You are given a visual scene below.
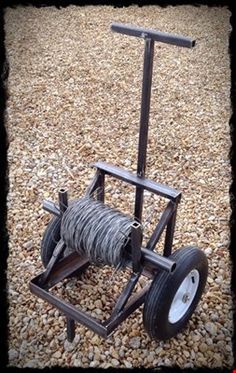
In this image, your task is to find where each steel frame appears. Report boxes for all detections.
[30,22,195,342]
[30,165,179,341]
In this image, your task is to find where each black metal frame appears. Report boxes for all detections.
[30,22,195,341]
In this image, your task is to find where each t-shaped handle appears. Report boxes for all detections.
[111,22,195,222]
[111,22,195,48]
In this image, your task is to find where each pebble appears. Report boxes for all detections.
[111,358,120,367]
[119,349,125,358]
[192,334,201,342]
[16,224,23,230]
[199,343,208,353]
[206,338,213,346]
[23,240,33,249]
[23,359,38,368]
[129,337,141,349]
[215,276,223,284]
[89,360,100,367]
[74,335,81,344]
[124,360,133,368]
[205,247,212,255]
[53,351,62,359]
[205,322,218,336]
[183,350,190,358]
[73,359,82,367]
[8,349,19,360]
[58,332,66,341]
[164,358,172,366]
[64,340,74,352]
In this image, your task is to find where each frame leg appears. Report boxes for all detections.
[66,317,75,342]
[85,169,105,202]
[164,207,177,257]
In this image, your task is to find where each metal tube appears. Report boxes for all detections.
[164,207,178,257]
[111,23,195,48]
[134,38,154,221]
[104,285,150,337]
[141,247,176,272]
[111,272,141,317]
[42,200,61,217]
[93,161,181,201]
[146,201,175,251]
[59,188,68,213]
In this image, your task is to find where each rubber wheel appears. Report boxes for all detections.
[41,216,62,268]
[41,216,89,278]
[143,246,208,341]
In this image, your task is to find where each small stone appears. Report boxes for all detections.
[124,159,131,167]
[16,224,23,230]
[215,276,223,284]
[147,354,155,363]
[23,359,38,368]
[210,313,218,321]
[205,322,217,336]
[207,277,214,284]
[124,360,133,368]
[58,332,66,341]
[129,336,141,349]
[90,360,99,367]
[206,338,213,346]
[8,349,19,360]
[111,350,119,360]
[74,359,81,367]
[74,334,81,344]
[183,350,190,358]
[64,340,74,352]
[23,240,33,249]
[192,334,201,342]
[94,299,102,309]
[91,335,100,345]
[19,341,28,355]
[199,343,208,353]
[225,344,232,352]
[53,351,61,359]
[216,334,225,341]
[114,337,121,347]
[111,358,120,367]
[205,247,212,255]
[131,350,139,359]
[164,358,172,366]
[119,349,125,358]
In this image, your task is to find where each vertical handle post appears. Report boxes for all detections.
[134,37,155,221]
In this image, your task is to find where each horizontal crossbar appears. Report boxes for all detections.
[92,161,181,202]
[111,22,195,48]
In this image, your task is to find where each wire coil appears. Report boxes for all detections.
[61,197,136,267]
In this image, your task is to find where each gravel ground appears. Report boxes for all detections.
[5,4,233,369]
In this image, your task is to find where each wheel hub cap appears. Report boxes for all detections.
[168,269,200,324]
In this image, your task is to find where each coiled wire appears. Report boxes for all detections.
[60,197,136,267]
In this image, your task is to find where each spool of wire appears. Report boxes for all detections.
[61,197,137,267]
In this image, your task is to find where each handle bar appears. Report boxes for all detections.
[111,22,195,48]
